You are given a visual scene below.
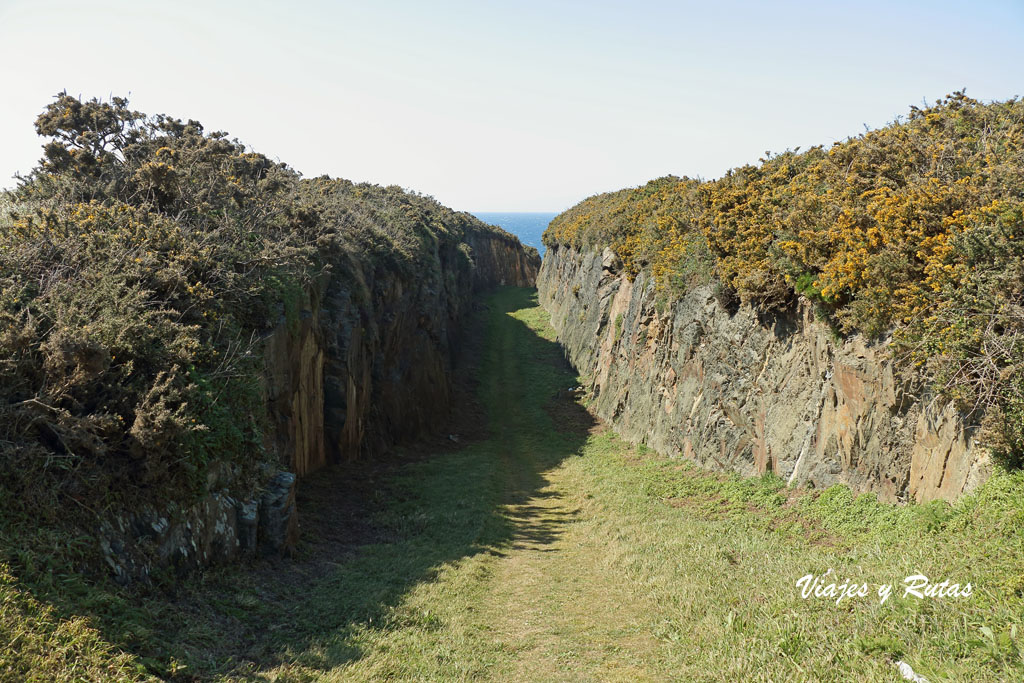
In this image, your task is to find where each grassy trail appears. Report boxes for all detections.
[4,287,1024,681]
[471,283,661,680]
[246,287,1024,682]
[294,287,667,681]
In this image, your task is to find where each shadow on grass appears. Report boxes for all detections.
[7,286,596,679]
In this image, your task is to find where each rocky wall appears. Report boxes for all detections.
[102,227,539,581]
[537,245,990,503]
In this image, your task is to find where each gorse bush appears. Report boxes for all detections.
[544,91,1024,465]
[1,97,297,519]
[0,93,514,525]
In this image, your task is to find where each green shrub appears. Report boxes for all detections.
[0,93,522,542]
[544,92,1024,467]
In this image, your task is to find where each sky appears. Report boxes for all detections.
[1,0,1023,212]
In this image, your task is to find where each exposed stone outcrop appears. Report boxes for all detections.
[276,227,539,471]
[538,245,990,503]
[99,471,297,584]
[262,281,327,476]
[465,226,542,289]
[258,472,299,555]
[101,225,538,581]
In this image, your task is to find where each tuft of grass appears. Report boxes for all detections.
[0,564,150,682]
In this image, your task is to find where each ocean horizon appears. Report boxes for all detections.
[472,211,557,257]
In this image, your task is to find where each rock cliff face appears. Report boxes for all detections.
[269,225,540,475]
[538,245,990,503]
[102,226,538,580]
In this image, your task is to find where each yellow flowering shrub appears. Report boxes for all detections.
[544,92,1024,462]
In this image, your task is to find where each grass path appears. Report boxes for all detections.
[465,283,662,680]
[287,287,669,682]
[247,287,1024,682]
[4,287,1024,681]
[468,450,663,682]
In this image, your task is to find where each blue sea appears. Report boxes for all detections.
[472,212,557,258]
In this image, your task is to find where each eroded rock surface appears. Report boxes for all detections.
[102,227,539,581]
[538,245,990,503]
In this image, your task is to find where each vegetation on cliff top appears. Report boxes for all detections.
[0,93,525,533]
[543,92,1024,466]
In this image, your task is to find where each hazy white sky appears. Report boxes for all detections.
[1,0,1022,211]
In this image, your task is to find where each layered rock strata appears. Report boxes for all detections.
[538,245,990,503]
[102,225,539,580]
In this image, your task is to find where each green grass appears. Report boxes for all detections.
[0,564,151,682]
[2,286,1024,681]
